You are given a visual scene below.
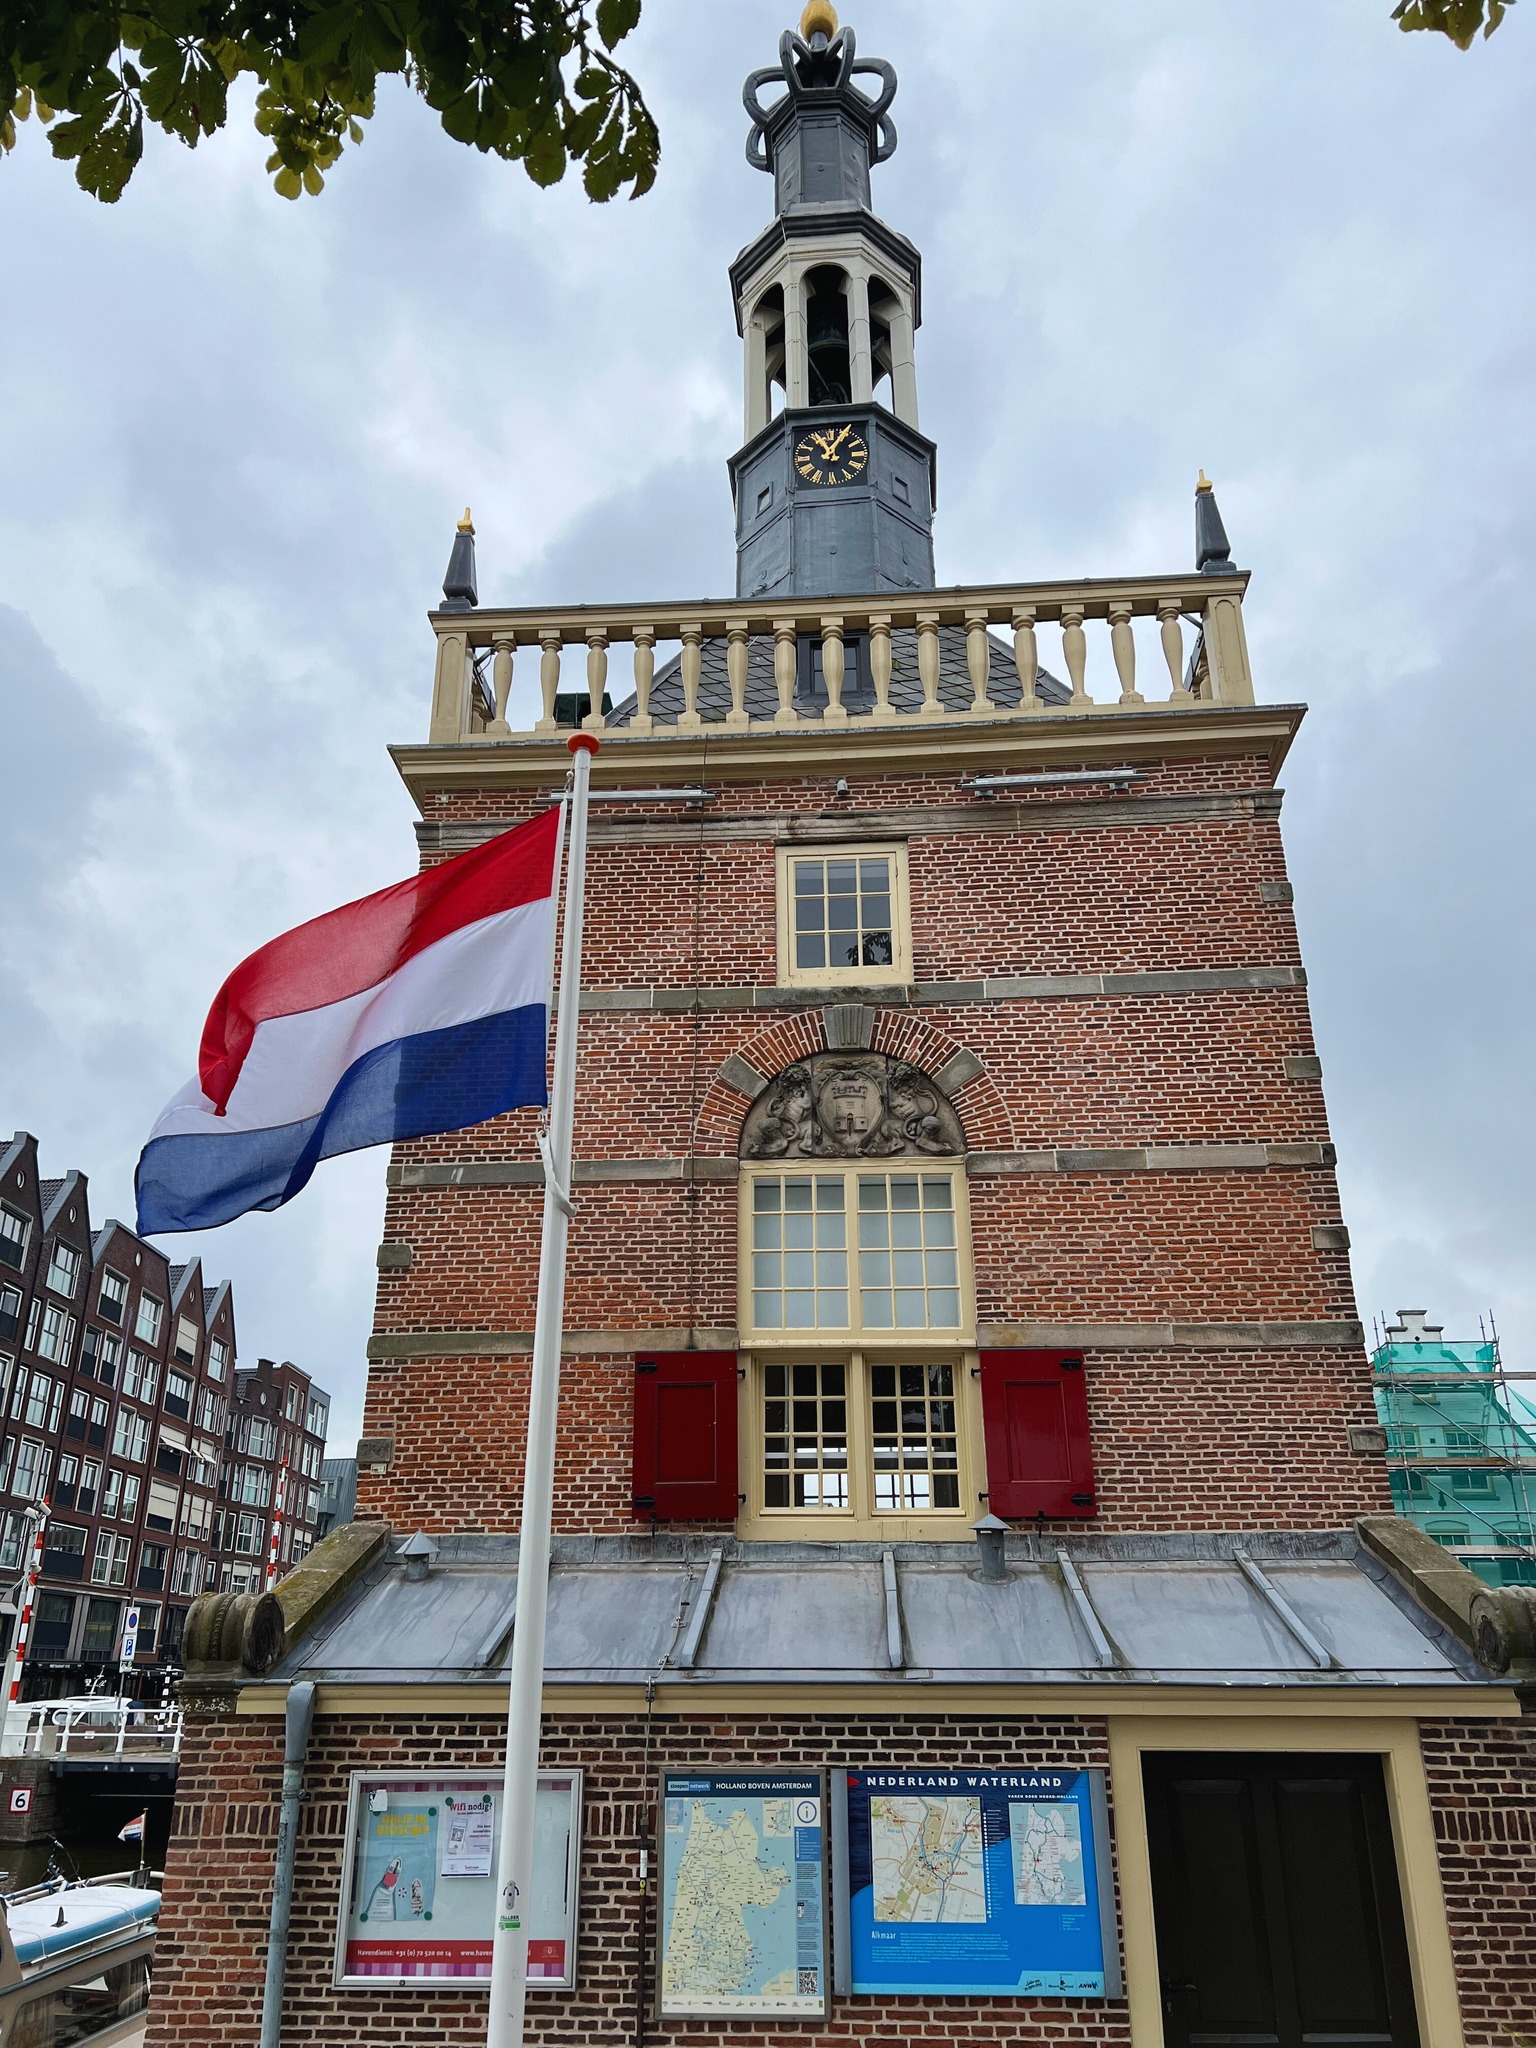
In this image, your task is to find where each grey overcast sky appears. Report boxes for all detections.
[2,2,1532,1447]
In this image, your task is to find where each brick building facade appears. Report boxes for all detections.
[151,12,1534,2048]
[0,1132,330,1691]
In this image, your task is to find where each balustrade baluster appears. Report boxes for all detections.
[583,627,609,732]
[773,618,798,726]
[916,612,942,718]
[679,622,703,731]
[964,608,994,713]
[537,630,562,734]
[489,634,514,735]
[1159,599,1187,699]
[821,616,847,722]
[1012,606,1040,714]
[631,625,656,732]
[726,619,750,727]
[1061,605,1091,709]
[1108,602,1143,706]
[869,614,894,720]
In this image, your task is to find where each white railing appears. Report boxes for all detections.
[424,572,1255,744]
[0,1698,182,1761]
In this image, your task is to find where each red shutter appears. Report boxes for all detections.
[632,1352,739,1521]
[978,1349,1097,1519]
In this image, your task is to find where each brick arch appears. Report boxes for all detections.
[694,1009,1015,1157]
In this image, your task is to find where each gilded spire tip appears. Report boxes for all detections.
[1196,471,1213,494]
[800,1,839,40]
[457,507,475,533]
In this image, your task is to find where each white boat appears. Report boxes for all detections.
[0,1871,159,2045]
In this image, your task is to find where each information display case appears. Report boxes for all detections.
[332,1769,582,1990]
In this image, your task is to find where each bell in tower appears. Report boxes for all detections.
[729,5,938,602]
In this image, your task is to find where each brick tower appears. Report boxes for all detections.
[151,11,1535,2048]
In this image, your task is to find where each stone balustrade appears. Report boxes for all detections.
[426,572,1254,745]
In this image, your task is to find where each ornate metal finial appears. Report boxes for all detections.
[1196,471,1213,493]
[743,9,897,193]
[1195,473,1236,575]
[440,510,478,613]
[457,506,475,533]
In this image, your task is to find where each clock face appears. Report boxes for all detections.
[794,424,869,486]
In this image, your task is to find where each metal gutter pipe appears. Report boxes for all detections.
[259,1680,317,2048]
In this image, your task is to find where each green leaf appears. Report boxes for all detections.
[595,0,642,49]
[273,163,301,197]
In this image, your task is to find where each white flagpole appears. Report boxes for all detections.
[486,732,598,2048]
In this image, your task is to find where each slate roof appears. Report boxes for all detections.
[603,623,1069,726]
[267,1530,1493,1694]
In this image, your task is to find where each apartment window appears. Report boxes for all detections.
[0,1284,20,1344]
[89,1396,108,1446]
[138,1543,168,1591]
[7,1372,22,1421]
[98,1270,127,1325]
[43,1523,87,1578]
[24,1373,61,1432]
[24,1299,39,1352]
[284,1384,301,1422]
[45,1242,80,1298]
[0,1206,27,1271]
[244,1417,277,1460]
[112,1411,149,1464]
[179,1492,212,1542]
[90,1534,131,1587]
[133,1295,163,1346]
[145,1480,180,1533]
[79,1460,101,1515]
[172,1547,202,1596]
[744,1170,967,1339]
[189,1439,218,1488]
[207,1336,229,1382]
[102,1468,123,1519]
[233,1464,271,1508]
[66,1387,90,1440]
[11,1437,50,1502]
[306,1395,328,1439]
[57,1451,79,1498]
[0,1511,29,1571]
[776,844,910,987]
[35,1303,74,1365]
[81,1325,121,1385]
[121,1473,141,1521]
[33,1592,76,1661]
[137,1604,160,1656]
[173,1315,199,1365]
[123,1351,157,1403]
[155,1428,186,1476]
[234,1512,263,1556]
[164,1370,192,1420]
[81,1596,121,1659]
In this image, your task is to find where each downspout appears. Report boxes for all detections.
[259,1680,317,2048]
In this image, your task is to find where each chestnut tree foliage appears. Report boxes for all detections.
[0,0,1513,208]
[0,0,656,202]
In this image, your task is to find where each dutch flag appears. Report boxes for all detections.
[118,1812,146,1844]
[135,809,561,1234]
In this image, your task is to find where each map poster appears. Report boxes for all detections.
[332,1770,582,1991]
[658,1771,829,2020]
[837,1769,1119,1999]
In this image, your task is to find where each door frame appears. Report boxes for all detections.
[1107,1717,1463,2048]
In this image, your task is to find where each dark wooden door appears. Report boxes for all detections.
[1142,1753,1419,2048]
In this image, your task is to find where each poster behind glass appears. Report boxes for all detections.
[333,1770,581,1989]
[658,1772,829,2020]
[836,1768,1119,1998]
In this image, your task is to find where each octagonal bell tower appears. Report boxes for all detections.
[730,4,937,602]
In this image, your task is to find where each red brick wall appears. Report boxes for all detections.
[359,749,1387,1538]
[1420,1715,1536,2048]
[148,1705,1535,2048]
[148,1704,1126,2048]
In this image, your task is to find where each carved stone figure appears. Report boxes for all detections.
[740,1052,965,1160]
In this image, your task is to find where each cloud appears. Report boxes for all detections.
[2,0,1534,1448]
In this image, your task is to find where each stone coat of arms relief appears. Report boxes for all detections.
[739,1053,965,1160]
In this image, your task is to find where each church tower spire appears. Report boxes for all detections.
[730,5,936,602]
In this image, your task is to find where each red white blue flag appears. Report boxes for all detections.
[135,809,561,1234]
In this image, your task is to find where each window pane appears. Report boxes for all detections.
[870,1360,959,1511]
[856,1174,962,1330]
[763,1360,849,1510]
[789,854,898,977]
[751,1177,849,1331]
